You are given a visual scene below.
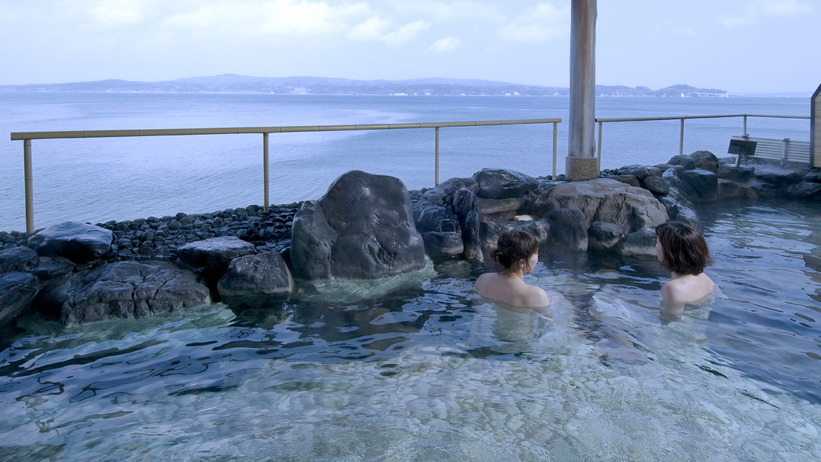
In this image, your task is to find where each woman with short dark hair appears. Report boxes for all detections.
[655,221,715,303]
[474,229,550,309]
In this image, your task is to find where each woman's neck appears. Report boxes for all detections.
[501,267,524,280]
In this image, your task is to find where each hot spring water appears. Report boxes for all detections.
[1,200,820,460]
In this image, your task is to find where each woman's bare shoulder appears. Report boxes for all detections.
[525,285,551,308]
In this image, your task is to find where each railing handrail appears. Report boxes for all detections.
[595,113,809,123]
[12,117,562,236]
[10,118,561,141]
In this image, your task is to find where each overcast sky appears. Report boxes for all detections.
[0,0,816,93]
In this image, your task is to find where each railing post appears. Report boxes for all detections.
[553,122,558,179]
[782,138,790,163]
[597,121,603,171]
[679,118,685,156]
[263,133,269,214]
[743,115,748,137]
[435,127,440,186]
[24,139,34,236]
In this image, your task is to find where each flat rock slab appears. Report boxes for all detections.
[55,261,209,326]
[177,236,256,268]
[27,222,113,264]
[473,169,538,199]
[0,272,41,328]
[0,246,40,273]
[753,165,804,186]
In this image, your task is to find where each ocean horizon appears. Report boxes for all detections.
[1,92,811,233]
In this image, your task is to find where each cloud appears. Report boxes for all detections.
[348,18,430,45]
[718,0,812,27]
[392,0,505,22]
[165,0,372,37]
[425,37,460,53]
[497,2,569,42]
[89,0,153,26]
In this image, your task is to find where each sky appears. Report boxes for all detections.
[0,0,817,93]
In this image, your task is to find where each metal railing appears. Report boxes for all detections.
[594,113,811,170]
[11,118,561,236]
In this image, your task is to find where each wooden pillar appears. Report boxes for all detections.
[566,0,598,180]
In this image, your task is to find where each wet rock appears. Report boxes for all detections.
[177,236,256,268]
[588,222,624,252]
[804,170,821,183]
[418,232,464,259]
[753,165,803,187]
[448,188,482,261]
[30,257,75,281]
[625,166,661,181]
[607,175,640,188]
[418,177,478,206]
[718,179,759,199]
[0,272,41,329]
[717,165,754,182]
[617,228,658,257]
[480,220,550,248]
[689,150,719,173]
[27,222,113,264]
[217,251,294,302]
[531,178,668,234]
[641,176,670,196]
[414,205,464,259]
[473,169,539,199]
[668,155,695,170]
[547,208,587,252]
[54,261,209,326]
[679,169,718,203]
[291,170,426,280]
[0,246,40,273]
[787,181,821,200]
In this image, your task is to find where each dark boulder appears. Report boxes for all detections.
[291,170,427,280]
[588,222,624,252]
[717,165,754,182]
[607,174,641,188]
[448,188,482,261]
[787,181,821,200]
[689,151,718,173]
[641,176,670,196]
[53,261,209,326]
[661,168,683,190]
[625,166,661,181]
[668,155,695,170]
[0,246,40,273]
[617,228,658,257]
[718,179,759,199]
[0,272,41,329]
[804,170,821,184]
[414,204,464,259]
[27,222,113,264]
[30,257,75,281]
[547,208,588,252]
[217,252,294,302]
[473,169,539,199]
[679,169,718,203]
[531,178,668,234]
[418,177,478,206]
[753,165,803,187]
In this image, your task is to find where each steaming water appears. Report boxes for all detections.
[1,200,820,460]
[0,92,810,232]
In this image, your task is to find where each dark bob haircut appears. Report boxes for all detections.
[490,229,539,270]
[655,221,712,275]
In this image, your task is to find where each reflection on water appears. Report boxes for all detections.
[1,200,821,460]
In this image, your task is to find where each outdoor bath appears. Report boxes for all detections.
[1,198,820,461]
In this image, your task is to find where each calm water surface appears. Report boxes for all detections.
[1,200,819,460]
[0,93,810,232]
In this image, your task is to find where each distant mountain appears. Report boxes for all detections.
[0,74,727,97]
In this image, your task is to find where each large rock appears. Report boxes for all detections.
[27,222,113,264]
[473,169,539,199]
[418,177,478,206]
[449,188,482,261]
[617,228,658,257]
[689,151,718,173]
[641,176,670,196]
[679,169,718,203]
[787,181,821,200]
[414,204,464,259]
[176,236,256,268]
[30,257,75,281]
[588,222,624,252]
[547,208,588,252]
[753,165,803,187]
[291,170,427,280]
[50,261,209,326]
[0,272,41,328]
[0,246,40,273]
[217,252,294,301]
[531,178,669,233]
[608,174,640,188]
[718,179,759,199]
[668,155,695,170]
[480,220,550,248]
[717,165,754,182]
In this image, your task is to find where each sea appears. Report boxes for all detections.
[0,92,811,232]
